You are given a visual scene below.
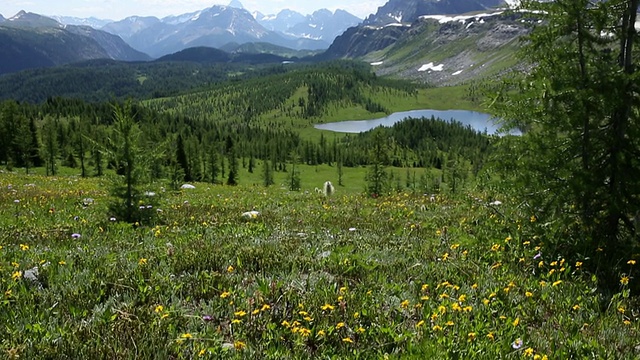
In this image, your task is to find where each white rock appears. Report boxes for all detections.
[180,184,196,189]
[242,211,260,220]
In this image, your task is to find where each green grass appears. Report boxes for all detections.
[1,170,638,359]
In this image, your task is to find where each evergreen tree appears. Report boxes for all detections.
[42,116,58,176]
[491,0,640,285]
[226,146,238,186]
[288,150,301,191]
[365,132,389,196]
[263,160,274,187]
[105,102,156,224]
[176,134,191,182]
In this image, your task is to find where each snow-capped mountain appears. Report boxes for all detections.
[50,16,113,28]
[6,10,62,27]
[257,8,361,42]
[363,0,508,26]
[101,5,327,58]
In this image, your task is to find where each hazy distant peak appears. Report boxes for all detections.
[228,0,244,9]
[7,10,63,28]
[0,14,5,22]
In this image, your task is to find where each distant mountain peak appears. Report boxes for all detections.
[6,10,63,28]
[228,0,244,9]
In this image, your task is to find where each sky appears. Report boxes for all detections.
[0,0,388,21]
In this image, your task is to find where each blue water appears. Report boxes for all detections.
[314,109,507,135]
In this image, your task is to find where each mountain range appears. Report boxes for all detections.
[99,3,359,58]
[0,11,149,75]
[0,0,528,85]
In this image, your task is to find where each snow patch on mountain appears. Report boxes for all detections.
[420,12,504,24]
[418,62,444,72]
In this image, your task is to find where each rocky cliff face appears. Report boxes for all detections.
[363,0,508,26]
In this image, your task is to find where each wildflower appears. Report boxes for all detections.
[336,322,345,329]
[299,328,312,337]
[282,320,291,328]
[110,217,117,221]
[234,310,247,317]
[317,330,326,337]
[357,327,365,333]
[472,283,478,289]
[533,252,542,260]
[512,317,520,327]
[432,325,442,331]
[421,284,429,292]
[58,261,66,265]
[628,260,637,265]
[261,304,271,312]
[202,315,213,321]
[234,340,246,350]
[416,320,425,328]
[445,321,454,326]
[231,319,241,324]
[155,305,164,313]
[252,309,260,315]
[620,276,630,285]
[576,261,583,267]
[353,312,360,319]
[71,233,81,239]
[572,304,580,311]
[468,332,476,341]
[525,291,533,297]
[552,280,562,287]
[624,320,632,325]
[339,286,348,293]
[12,271,22,281]
[463,306,473,312]
[198,349,206,357]
[458,294,467,302]
[530,215,537,223]
[321,304,335,311]
[618,307,625,314]
[138,258,147,265]
[181,333,193,339]
[450,243,460,250]
[401,300,410,308]
[342,337,354,343]
[524,348,534,356]
[512,338,523,349]
[438,305,447,314]
[539,281,547,287]
[491,243,501,251]
[227,265,234,273]
[220,291,231,298]
[161,313,169,319]
[20,244,29,251]
[487,332,495,341]
[483,298,490,305]
[505,236,512,242]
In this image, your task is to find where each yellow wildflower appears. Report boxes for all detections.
[138,258,147,265]
[321,303,335,311]
[620,276,630,285]
[12,271,22,281]
[628,260,637,265]
[181,333,193,339]
[401,300,410,308]
[552,280,563,287]
[154,305,164,313]
[336,322,345,329]
[416,320,425,328]
[342,337,353,343]
[524,347,534,356]
[234,340,246,350]
[220,291,231,298]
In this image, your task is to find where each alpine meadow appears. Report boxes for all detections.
[1,0,640,359]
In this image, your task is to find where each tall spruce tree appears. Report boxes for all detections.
[491,0,640,285]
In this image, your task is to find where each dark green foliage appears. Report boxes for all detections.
[491,0,640,289]
[105,102,158,224]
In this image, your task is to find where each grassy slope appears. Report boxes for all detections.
[1,171,638,359]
